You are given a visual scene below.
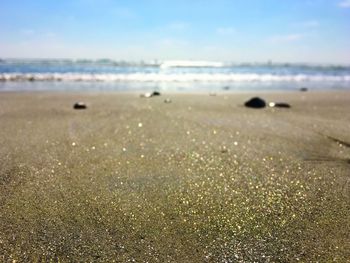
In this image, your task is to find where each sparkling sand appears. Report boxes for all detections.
[0,91,349,262]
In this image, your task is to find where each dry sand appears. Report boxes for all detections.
[0,91,349,262]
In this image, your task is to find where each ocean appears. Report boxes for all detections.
[0,59,349,92]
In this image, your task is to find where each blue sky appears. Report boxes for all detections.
[1,0,350,63]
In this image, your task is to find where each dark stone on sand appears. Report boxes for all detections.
[73,102,87,110]
[220,146,228,153]
[244,97,266,108]
[140,91,161,98]
[152,91,161,96]
[274,102,291,108]
[269,102,291,108]
[164,98,172,103]
[300,87,308,92]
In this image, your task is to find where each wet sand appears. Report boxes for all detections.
[0,91,349,262]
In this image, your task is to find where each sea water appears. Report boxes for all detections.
[0,59,349,92]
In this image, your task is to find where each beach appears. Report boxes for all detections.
[0,91,349,262]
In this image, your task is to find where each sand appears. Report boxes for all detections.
[0,91,349,262]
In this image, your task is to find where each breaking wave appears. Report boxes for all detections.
[1,73,350,83]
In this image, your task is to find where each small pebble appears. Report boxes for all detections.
[140,91,161,98]
[221,146,228,153]
[269,102,291,108]
[73,102,87,110]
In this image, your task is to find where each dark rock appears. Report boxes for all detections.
[269,102,291,108]
[244,97,266,108]
[300,87,308,92]
[140,91,161,98]
[275,103,291,108]
[152,91,161,96]
[223,86,230,90]
[220,146,228,153]
[73,102,87,110]
[164,98,172,103]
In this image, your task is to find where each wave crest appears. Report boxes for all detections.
[1,73,350,83]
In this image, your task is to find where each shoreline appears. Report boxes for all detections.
[1,88,350,94]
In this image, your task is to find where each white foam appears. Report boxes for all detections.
[1,73,350,83]
[160,60,224,68]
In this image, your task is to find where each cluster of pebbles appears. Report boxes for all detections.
[73,93,292,111]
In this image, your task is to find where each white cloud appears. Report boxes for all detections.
[153,22,189,33]
[20,29,35,36]
[45,32,57,38]
[300,20,319,28]
[167,22,189,31]
[216,27,236,36]
[157,38,189,48]
[20,30,58,40]
[339,0,350,8]
[267,34,304,44]
[291,20,320,29]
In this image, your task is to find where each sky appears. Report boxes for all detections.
[0,0,350,64]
